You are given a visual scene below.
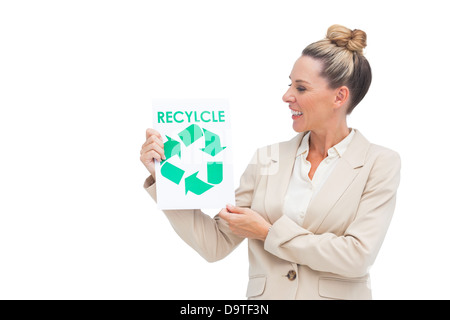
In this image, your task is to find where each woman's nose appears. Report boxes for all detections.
[282,88,294,103]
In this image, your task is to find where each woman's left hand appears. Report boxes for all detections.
[219,205,272,241]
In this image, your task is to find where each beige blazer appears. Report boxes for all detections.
[144,129,401,300]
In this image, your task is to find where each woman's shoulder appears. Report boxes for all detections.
[368,143,400,159]
[354,130,401,168]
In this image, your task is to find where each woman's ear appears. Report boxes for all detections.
[334,86,350,109]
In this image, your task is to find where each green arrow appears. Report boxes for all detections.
[185,171,214,195]
[178,124,203,147]
[201,128,226,156]
[162,135,181,163]
[161,161,185,185]
[207,162,223,184]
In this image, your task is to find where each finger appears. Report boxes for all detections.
[141,141,166,159]
[219,208,232,221]
[140,150,155,164]
[150,150,163,162]
[226,204,245,214]
[142,150,163,163]
[140,153,155,166]
[142,135,164,149]
[146,128,162,140]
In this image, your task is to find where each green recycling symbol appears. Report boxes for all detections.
[160,124,226,195]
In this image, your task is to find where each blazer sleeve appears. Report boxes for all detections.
[264,149,401,278]
[143,152,258,262]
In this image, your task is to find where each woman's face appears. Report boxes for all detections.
[283,55,342,133]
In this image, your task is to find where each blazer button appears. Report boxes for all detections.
[286,270,296,281]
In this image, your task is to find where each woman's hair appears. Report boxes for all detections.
[302,24,372,114]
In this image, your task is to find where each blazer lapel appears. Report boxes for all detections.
[303,130,370,233]
[264,133,305,224]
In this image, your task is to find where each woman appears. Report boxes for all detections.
[140,25,401,300]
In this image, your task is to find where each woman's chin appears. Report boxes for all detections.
[292,122,307,133]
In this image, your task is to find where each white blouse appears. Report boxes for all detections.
[282,129,355,226]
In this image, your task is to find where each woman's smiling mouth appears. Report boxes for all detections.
[290,108,303,119]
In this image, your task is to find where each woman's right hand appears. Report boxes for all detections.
[140,128,166,178]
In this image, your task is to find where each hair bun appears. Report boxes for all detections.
[326,24,367,55]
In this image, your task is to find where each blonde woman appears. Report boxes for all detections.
[141,25,401,300]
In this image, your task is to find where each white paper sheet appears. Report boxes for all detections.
[152,99,235,210]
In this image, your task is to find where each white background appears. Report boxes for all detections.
[0,0,449,300]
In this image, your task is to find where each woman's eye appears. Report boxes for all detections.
[288,84,305,92]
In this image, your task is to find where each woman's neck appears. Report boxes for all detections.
[309,122,350,159]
